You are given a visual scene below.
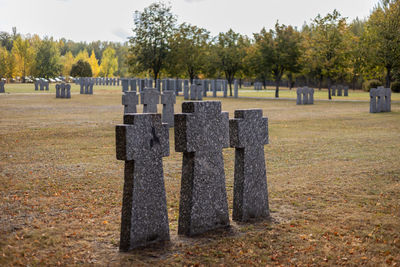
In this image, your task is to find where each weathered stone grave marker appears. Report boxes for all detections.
[141,88,160,113]
[122,91,139,114]
[116,113,170,251]
[161,90,176,128]
[229,109,269,222]
[175,101,230,236]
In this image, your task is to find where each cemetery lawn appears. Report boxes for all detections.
[1,88,399,266]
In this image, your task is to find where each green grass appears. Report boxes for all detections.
[0,86,399,265]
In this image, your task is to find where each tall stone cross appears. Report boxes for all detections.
[175,101,230,236]
[229,109,269,222]
[122,91,139,114]
[121,78,129,92]
[116,113,170,251]
[161,90,176,128]
[141,88,160,113]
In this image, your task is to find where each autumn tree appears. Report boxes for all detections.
[128,2,176,80]
[88,50,100,77]
[100,47,118,77]
[214,29,248,96]
[0,46,16,78]
[74,49,90,63]
[12,36,35,82]
[61,51,75,77]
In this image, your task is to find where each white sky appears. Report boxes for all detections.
[0,0,380,43]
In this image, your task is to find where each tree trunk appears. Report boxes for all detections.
[386,66,391,88]
[318,76,322,91]
[275,79,279,98]
[328,77,332,100]
[239,78,242,89]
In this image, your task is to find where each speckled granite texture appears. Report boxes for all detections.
[175,101,230,236]
[116,113,170,251]
[229,109,269,222]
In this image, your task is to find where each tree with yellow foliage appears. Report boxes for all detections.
[74,49,89,63]
[12,36,35,82]
[61,51,75,77]
[88,50,100,77]
[0,46,16,78]
[99,47,118,77]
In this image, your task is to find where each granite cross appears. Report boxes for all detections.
[229,109,269,222]
[174,101,230,236]
[116,113,170,251]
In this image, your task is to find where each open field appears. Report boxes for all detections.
[0,86,399,265]
[3,83,400,101]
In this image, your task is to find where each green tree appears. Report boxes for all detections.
[12,36,35,82]
[99,47,118,77]
[254,24,302,98]
[128,2,176,80]
[168,23,210,82]
[308,10,348,99]
[34,38,61,78]
[363,0,400,87]
[70,60,92,77]
[215,29,248,96]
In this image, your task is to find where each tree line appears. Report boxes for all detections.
[0,27,128,81]
[129,0,400,97]
[0,0,399,98]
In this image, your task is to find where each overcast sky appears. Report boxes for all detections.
[0,0,380,43]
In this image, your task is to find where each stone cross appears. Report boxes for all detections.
[141,88,160,113]
[190,84,197,100]
[296,88,302,105]
[302,87,309,104]
[60,83,66,98]
[130,79,137,92]
[161,90,176,128]
[370,88,377,113]
[223,80,228,97]
[234,80,238,98]
[337,85,343,96]
[212,80,217,97]
[66,84,71,98]
[122,91,139,114]
[56,84,60,98]
[229,109,269,222]
[121,78,129,92]
[184,83,189,100]
[309,87,314,104]
[196,84,203,100]
[331,85,336,96]
[116,113,170,251]
[344,86,349,97]
[174,101,230,236]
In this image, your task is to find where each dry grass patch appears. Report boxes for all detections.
[0,89,399,265]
